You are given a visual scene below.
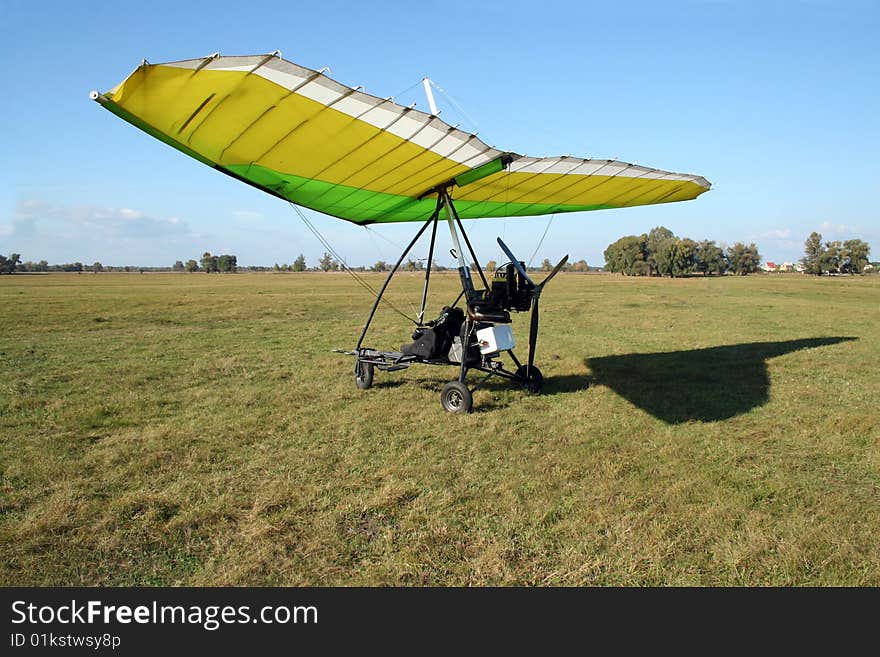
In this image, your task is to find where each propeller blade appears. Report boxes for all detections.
[538,254,569,289]
[528,296,539,372]
[496,237,536,287]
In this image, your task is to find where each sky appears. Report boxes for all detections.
[1,0,878,268]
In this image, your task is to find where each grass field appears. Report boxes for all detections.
[1,271,878,585]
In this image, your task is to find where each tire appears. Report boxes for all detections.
[515,364,543,394]
[355,360,374,390]
[440,380,473,414]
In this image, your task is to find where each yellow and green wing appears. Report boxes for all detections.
[93,53,710,224]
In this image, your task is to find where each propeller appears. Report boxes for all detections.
[496,238,568,375]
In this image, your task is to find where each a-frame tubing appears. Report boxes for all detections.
[356,190,487,352]
[447,196,490,291]
[355,195,442,350]
[417,211,440,325]
[439,193,479,385]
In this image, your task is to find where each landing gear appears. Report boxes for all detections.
[515,364,543,394]
[441,381,473,414]
[355,360,374,390]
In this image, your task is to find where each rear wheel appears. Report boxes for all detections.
[441,381,473,414]
[355,360,374,390]
[515,365,543,394]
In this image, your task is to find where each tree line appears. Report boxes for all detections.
[1,255,115,273]
[604,227,761,276]
[170,252,241,273]
[0,252,241,274]
[802,233,871,275]
[268,254,594,274]
[8,235,870,277]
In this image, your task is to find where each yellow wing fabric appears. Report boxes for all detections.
[95,53,710,224]
[452,156,709,218]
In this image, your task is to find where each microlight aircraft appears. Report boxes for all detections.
[92,52,710,413]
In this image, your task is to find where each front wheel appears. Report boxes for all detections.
[355,360,374,390]
[440,381,473,414]
[515,365,543,394]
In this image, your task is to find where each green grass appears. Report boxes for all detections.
[1,271,878,585]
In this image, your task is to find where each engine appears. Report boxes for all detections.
[486,262,533,312]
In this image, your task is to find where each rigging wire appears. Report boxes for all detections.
[365,224,436,267]
[363,224,409,254]
[288,202,419,324]
[527,213,555,269]
[391,78,427,106]
[364,225,386,263]
[428,79,481,135]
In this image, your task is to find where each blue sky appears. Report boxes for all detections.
[1,0,878,267]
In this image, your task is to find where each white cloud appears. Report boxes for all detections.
[761,228,791,239]
[819,220,859,236]
[14,200,191,240]
[6,200,202,266]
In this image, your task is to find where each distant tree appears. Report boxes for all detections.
[819,240,841,274]
[727,242,761,275]
[184,259,199,272]
[802,232,825,275]
[370,260,387,273]
[646,227,675,276]
[217,254,237,273]
[172,260,184,271]
[319,252,337,272]
[820,239,871,275]
[672,238,698,277]
[485,259,497,273]
[0,253,21,274]
[201,252,218,273]
[92,261,104,273]
[843,239,871,273]
[604,235,648,275]
[292,254,306,272]
[654,238,678,277]
[695,240,726,275]
[541,258,552,272]
[572,259,589,272]
[405,259,424,272]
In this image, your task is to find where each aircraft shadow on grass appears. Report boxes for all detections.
[575,337,857,424]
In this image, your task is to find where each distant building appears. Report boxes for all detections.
[779,262,795,272]
[761,261,778,272]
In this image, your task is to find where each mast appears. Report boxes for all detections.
[422,77,439,116]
